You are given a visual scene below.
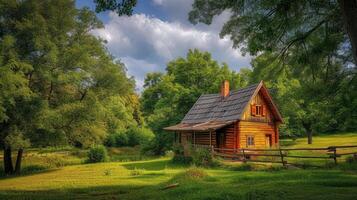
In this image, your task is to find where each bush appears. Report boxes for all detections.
[127,127,154,146]
[87,145,108,163]
[171,144,192,164]
[105,127,154,147]
[105,131,128,147]
[192,147,215,167]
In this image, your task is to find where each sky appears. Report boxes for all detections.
[76,0,252,91]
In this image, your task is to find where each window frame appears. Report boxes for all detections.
[255,105,262,116]
[246,135,255,147]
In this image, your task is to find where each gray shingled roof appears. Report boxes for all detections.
[181,83,259,124]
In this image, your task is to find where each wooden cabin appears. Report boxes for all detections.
[164,80,283,151]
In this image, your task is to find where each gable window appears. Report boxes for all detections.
[251,104,266,117]
[246,135,255,147]
[256,105,262,116]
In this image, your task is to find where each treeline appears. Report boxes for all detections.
[0,0,152,175]
[141,49,357,154]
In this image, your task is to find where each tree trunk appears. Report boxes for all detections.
[15,148,23,174]
[3,147,14,175]
[302,122,313,144]
[338,0,357,65]
[307,130,313,145]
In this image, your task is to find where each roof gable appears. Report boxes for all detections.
[181,81,283,124]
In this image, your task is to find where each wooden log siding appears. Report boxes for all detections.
[238,121,277,149]
[195,132,217,146]
[217,124,236,149]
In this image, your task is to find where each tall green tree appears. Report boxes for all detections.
[250,52,356,144]
[189,0,357,67]
[189,0,357,144]
[141,49,250,154]
[0,0,136,174]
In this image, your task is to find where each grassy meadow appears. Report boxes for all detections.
[0,133,357,200]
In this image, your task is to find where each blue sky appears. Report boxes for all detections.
[76,0,251,91]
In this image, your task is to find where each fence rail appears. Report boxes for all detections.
[194,145,357,166]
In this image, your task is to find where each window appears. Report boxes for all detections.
[246,135,255,147]
[256,105,262,116]
[251,104,266,117]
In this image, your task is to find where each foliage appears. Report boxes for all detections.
[94,0,137,16]
[191,147,216,167]
[86,145,108,163]
[172,166,208,182]
[141,49,250,154]
[105,127,154,147]
[105,131,129,147]
[171,144,193,165]
[189,0,357,143]
[126,127,154,146]
[0,0,140,174]
[189,0,355,65]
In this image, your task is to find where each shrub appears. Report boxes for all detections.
[105,131,128,147]
[87,145,108,163]
[127,127,154,146]
[192,147,215,167]
[171,144,192,164]
[105,127,154,147]
[172,166,208,182]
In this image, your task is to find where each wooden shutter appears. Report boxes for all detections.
[251,104,256,116]
[262,105,266,116]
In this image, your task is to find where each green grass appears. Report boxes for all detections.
[0,133,357,199]
[0,157,357,200]
[280,132,357,167]
[281,132,357,148]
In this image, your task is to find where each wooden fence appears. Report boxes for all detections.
[194,144,357,166]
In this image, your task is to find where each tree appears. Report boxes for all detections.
[189,0,357,67]
[141,49,250,154]
[189,0,357,144]
[249,52,356,144]
[0,0,136,174]
[94,0,137,16]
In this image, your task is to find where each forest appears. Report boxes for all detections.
[0,0,356,177]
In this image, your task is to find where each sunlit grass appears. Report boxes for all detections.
[0,157,357,199]
[280,132,357,148]
[0,133,357,199]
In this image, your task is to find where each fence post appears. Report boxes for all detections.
[332,147,337,165]
[279,148,285,166]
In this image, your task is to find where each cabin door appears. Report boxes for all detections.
[216,132,225,148]
[265,134,272,148]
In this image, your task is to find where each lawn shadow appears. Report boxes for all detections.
[0,168,60,181]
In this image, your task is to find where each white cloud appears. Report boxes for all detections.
[93,10,251,92]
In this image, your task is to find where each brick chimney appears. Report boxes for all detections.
[220,80,230,98]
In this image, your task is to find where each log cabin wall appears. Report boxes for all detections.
[179,131,217,146]
[194,132,217,146]
[238,121,277,148]
[216,124,236,149]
